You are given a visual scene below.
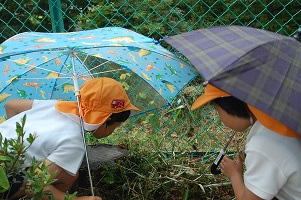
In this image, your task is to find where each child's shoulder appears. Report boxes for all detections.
[32,99,58,107]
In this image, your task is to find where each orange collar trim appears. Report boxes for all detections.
[248,105,301,138]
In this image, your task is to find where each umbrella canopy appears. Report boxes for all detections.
[0,27,198,120]
[164,25,301,135]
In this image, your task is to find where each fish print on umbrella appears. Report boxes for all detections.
[0,27,199,119]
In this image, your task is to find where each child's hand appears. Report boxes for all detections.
[220,153,243,180]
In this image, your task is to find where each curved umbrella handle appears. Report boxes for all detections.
[211,132,235,175]
[210,149,225,175]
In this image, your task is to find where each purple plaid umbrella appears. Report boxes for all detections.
[165,25,301,135]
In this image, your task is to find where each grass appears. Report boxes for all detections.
[74,78,247,199]
[75,112,246,199]
[73,151,236,200]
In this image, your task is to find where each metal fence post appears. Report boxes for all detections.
[48,0,65,32]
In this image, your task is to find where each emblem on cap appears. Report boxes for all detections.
[111,99,125,109]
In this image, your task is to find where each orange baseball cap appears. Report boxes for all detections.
[55,77,140,131]
[191,84,230,110]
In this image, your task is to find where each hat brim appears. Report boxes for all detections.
[191,84,231,110]
[191,94,221,110]
[56,101,140,125]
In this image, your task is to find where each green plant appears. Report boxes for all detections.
[0,115,77,199]
[74,150,234,200]
[0,115,37,198]
[23,158,58,199]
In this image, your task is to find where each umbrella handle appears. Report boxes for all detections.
[210,149,225,175]
[72,76,80,96]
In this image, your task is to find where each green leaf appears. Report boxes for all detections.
[120,73,127,80]
[26,133,37,144]
[65,191,77,200]
[121,82,130,90]
[139,93,147,99]
[103,175,115,184]
[0,166,9,192]
[21,114,27,127]
[0,155,12,162]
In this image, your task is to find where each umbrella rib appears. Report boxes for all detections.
[75,46,176,77]
[72,51,96,78]
[72,51,129,77]
[89,68,125,76]
[79,46,94,72]
[5,57,71,78]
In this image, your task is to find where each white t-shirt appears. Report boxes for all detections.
[0,100,85,176]
[244,121,301,200]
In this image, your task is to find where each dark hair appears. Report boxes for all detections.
[106,110,131,126]
[212,96,251,119]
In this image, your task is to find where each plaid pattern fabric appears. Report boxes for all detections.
[165,25,301,134]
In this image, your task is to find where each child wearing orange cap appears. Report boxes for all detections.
[191,84,301,200]
[0,77,140,200]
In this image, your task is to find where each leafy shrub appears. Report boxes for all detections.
[0,115,76,199]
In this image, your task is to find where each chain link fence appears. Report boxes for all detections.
[1,0,300,167]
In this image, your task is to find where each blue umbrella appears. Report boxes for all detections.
[0,27,199,195]
[0,27,198,120]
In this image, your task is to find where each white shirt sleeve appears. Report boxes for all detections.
[244,149,286,200]
[47,131,85,176]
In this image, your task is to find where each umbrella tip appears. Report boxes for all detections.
[202,81,209,87]
[293,28,301,41]
[153,38,164,44]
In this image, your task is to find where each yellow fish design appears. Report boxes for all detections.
[0,93,12,102]
[43,56,49,62]
[158,87,162,95]
[46,72,59,79]
[129,52,138,63]
[13,57,31,65]
[105,36,134,44]
[138,49,150,58]
[10,37,23,41]
[141,72,152,81]
[162,80,175,93]
[6,76,18,84]
[166,83,175,93]
[40,89,46,99]
[0,116,6,123]
[35,38,56,43]
[79,34,95,40]
[63,84,74,93]
[93,53,102,58]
